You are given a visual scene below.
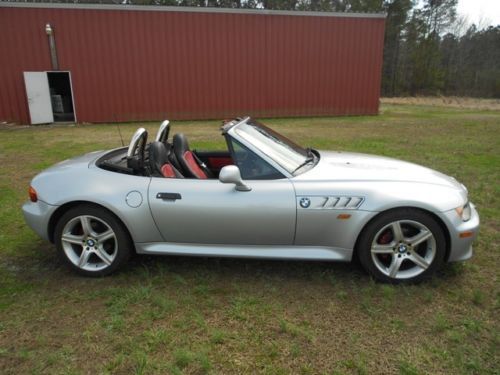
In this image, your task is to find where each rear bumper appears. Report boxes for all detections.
[440,203,480,262]
[22,200,58,241]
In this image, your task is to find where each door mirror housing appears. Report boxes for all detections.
[219,165,251,191]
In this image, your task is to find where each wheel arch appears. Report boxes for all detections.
[48,201,134,247]
[353,206,451,262]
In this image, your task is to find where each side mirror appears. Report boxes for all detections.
[219,165,251,192]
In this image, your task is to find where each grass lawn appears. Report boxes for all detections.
[0,104,498,374]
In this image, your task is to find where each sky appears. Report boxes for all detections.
[457,0,500,28]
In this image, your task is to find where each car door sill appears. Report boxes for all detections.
[135,242,352,261]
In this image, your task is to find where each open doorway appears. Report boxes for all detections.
[24,71,76,124]
[47,71,75,122]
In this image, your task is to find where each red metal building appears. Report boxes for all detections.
[0,3,385,124]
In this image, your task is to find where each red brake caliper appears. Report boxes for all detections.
[377,229,393,261]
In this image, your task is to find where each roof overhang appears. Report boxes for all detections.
[0,2,387,19]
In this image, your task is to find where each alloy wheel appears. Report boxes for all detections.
[370,220,436,280]
[60,215,118,272]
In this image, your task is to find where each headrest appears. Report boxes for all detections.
[173,133,189,157]
[149,141,170,176]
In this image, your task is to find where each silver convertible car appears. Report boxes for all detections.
[23,117,479,283]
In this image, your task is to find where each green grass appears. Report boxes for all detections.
[0,104,499,374]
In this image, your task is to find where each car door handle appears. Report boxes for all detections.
[156,192,182,201]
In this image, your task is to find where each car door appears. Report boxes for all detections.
[148,177,296,245]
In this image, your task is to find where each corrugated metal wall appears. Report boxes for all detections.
[0,4,385,124]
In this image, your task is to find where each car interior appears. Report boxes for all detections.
[97,119,235,179]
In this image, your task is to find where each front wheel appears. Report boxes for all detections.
[54,205,132,277]
[357,208,446,284]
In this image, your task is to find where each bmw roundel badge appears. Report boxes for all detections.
[299,197,311,208]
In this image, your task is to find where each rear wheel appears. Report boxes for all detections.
[54,205,132,277]
[357,208,446,283]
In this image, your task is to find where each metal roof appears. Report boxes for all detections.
[0,3,386,123]
[0,2,386,19]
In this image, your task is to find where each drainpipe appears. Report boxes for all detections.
[45,23,59,70]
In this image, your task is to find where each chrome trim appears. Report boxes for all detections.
[155,120,170,142]
[296,195,365,210]
[127,128,147,158]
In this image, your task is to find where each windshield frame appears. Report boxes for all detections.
[226,118,317,177]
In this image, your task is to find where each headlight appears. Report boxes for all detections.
[455,202,471,222]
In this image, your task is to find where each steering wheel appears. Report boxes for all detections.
[127,128,148,174]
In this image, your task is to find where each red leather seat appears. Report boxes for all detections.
[173,134,213,179]
[149,141,183,178]
[160,164,176,178]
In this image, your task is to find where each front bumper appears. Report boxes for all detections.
[22,200,59,242]
[440,203,480,262]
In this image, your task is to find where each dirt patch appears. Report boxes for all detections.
[381,96,500,111]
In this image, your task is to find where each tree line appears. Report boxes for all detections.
[8,0,500,97]
[381,0,499,98]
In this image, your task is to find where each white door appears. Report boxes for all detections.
[23,72,54,124]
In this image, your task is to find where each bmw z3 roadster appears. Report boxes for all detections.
[23,117,479,283]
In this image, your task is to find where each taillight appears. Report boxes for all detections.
[29,186,38,202]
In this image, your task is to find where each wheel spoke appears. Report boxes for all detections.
[78,249,91,268]
[388,256,403,278]
[408,230,432,247]
[80,216,95,237]
[408,252,430,270]
[372,244,394,254]
[62,233,84,245]
[95,246,113,266]
[97,229,115,243]
[391,221,404,242]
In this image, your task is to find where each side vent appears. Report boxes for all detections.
[298,196,365,210]
[331,196,364,209]
[346,197,363,208]
[336,197,351,208]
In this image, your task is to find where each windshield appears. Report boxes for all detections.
[232,120,311,174]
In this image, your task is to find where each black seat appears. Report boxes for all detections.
[166,144,183,172]
[173,134,214,179]
[149,141,183,178]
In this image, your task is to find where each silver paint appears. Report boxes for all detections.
[126,191,143,208]
[23,120,479,268]
[136,242,352,261]
[148,177,296,245]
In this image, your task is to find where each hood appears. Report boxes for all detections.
[297,151,464,190]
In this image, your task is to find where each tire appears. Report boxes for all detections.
[54,204,132,277]
[357,208,446,284]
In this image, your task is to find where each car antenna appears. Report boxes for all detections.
[116,122,125,147]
